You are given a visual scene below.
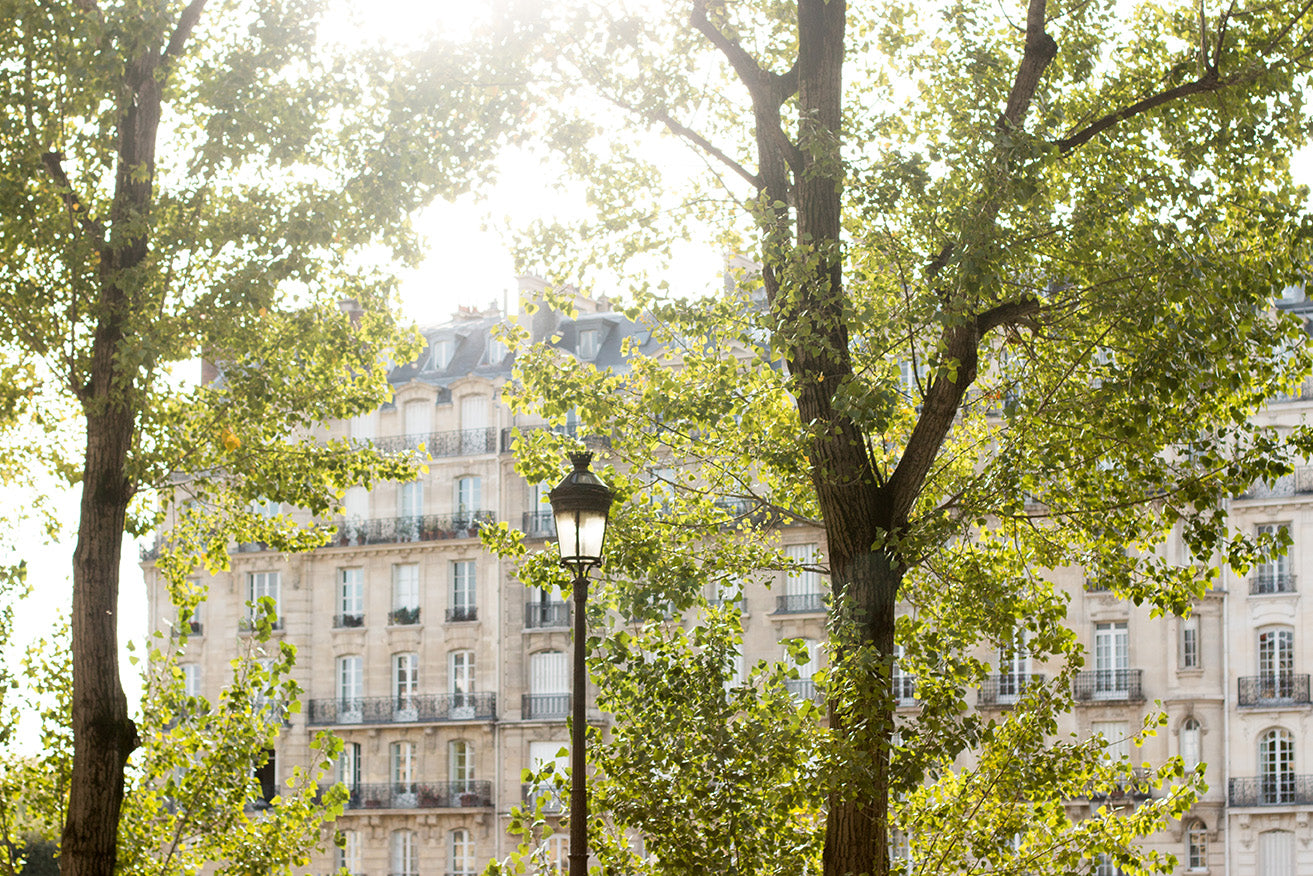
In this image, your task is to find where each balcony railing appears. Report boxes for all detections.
[371,428,498,457]
[333,613,364,629]
[522,782,566,813]
[446,607,478,623]
[522,511,556,538]
[785,678,824,703]
[978,673,1046,707]
[329,512,496,548]
[522,693,570,720]
[307,693,496,726]
[1229,774,1313,806]
[238,616,284,633]
[1238,466,1313,499]
[1086,767,1155,802]
[1238,674,1312,707]
[338,780,493,810]
[1251,573,1296,595]
[1072,669,1144,702]
[500,423,614,453]
[388,607,420,626]
[526,602,570,629]
[775,593,826,614]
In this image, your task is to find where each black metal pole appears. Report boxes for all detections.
[569,570,589,875]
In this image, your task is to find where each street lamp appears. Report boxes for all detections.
[548,451,614,875]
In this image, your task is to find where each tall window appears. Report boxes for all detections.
[782,544,823,612]
[1093,621,1129,698]
[181,664,200,698]
[450,560,477,621]
[787,639,821,701]
[337,568,363,627]
[890,829,912,874]
[449,828,475,876]
[528,650,569,719]
[1180,718,1202,772]
[892,644,916,705]
[1259,628,1295,697]
[246,572,281,627]
[430,337,453,370]
[450,740,474,789]
[1093,853,1124,876]
[336,829,361,875]
[348,411,376,444]
[393,653,419,720]
[390,741,415,793]
[455,475,482,517]
[397,480,423,519]
[1186,820,1208,871]
[336,655,363,723]
[1260,728,1295,804]
[450,650,476,718]
[391,564,420,625]
[460,396,489,453]
[390,830,417,876]
[998,629,1029,702]
[578,328,601,359]
[338,742,361,795]
[1092,721,1130,763]
[403,399,431,439]
[1255,523,1293,593]
[1179,615,1200,670]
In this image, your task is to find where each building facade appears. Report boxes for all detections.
[143,284,1313,875]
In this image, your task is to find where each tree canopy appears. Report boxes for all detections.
[487,0,1313,874]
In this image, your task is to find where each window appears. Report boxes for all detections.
[578,328,601,359]
[1093,621,1129,698]
[393,653,419,720]
[251,497,279,519]
[1180,718,1202,772]
[455,475,482,517]
[1186,820,1208,871]
[391,564,420,625]
[246,572,280,627]
[336,829,361,875]
[450,560,477,622]
[528,584,567,628]
[403,399,431,438]
[890,829,912,874]
[892,644,916,705]
[450,739,474,789]
[1092,721,1130,762]
[343,485,368,521]
[337,568,363,627]
[430,337,453,370]
[1260,728,1295,804]
[1180,615,1200,670]
[724,640,745,689]
[338,741,361,795]
[485,335,507,364]
[450,828,475,876]
[336,829,361,874]
[527,651,569,719]
[181,664,200,698]
[397,480,423,519]
[998,629,1029,702]
[336,655,363,722]
[348,411,376,444]
[1259,628,1295,697]
[390,741,415,794]
[1093,853,1124,876]
[460,396,489,453]
[254,748,276,808]
[787,639,822,702]
[781,544,823,613]
[1255,524,1293,593]
[450,650,476,718]
[390,829,418,876]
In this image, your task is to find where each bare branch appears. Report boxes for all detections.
[40,152,105,242]
[650,108,762,189]
[163,0,209,65]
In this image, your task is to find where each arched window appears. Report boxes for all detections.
[1260,728,1295,804]
[1259,628,1295,698]
[449,649,477,718]
[1180,718,1202,772]
[1186,820,1208,871]
[390,829,418,876]
[450,828,475,876]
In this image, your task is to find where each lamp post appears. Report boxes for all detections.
[548,451,614,875]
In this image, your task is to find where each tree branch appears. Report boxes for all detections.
[1000,0,1057,128]
[163,0,209,65]
[41,152,105,242]
[649,108,762,189]
[1056,68,1223,154]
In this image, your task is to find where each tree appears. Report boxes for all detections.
[489,0,1313,873]
[0,2,532,873]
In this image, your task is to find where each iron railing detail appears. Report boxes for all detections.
[522,782,566,813]
[1238,674,1312,707]
[978,673,1046,707]
[1072,669,1144,702]
[337,780,493,810]
[333,613,364,629]
[525,602,570,629]
[522,693,570,720]
[1086,767,1155,801]
[329,512,496,548]
[1251,573,1296,595]
[1228,774,1313,806]
[522,511,556,538]
[307,693,496,726]
[371,428,498,457]
[500,424,614,454]
[388,607,420,626]
[775,593,826,614]
[446,607,478,623]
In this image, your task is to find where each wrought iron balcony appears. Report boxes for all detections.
[307,693,496,726]
[388,606,420,626]
[1086,767,1154,802]
[445,607,478,623]
[1251,573,1296,595]
[338,780,493,810]
[1228,774,1313,806]
[1238,674,1312,707]
[187,620,203,635]
[785,678,824,703]
[978,673,1046,707]
[522,693,570,720]
[330,512,496,548]
[1072,669,1144,702]
[774,593,826,614]
[333,613,364,629]
[525,602,570,629]
[237,616,284,633]
[522,782,566,813]
[498,423,613,454]
[522,510,556,538]
[371,428,498,457]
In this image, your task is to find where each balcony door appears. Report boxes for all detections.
[998,631,1029,703]
[1093,622,1129,699]
[1260,830,1294,876]
[1259,628,1295,699]
[390,741,416,806]
[336,655,363,723]
[1260,728,1295,804]
[449,650,476,719]
[393,653,419,721]
[460,396,488,454]
[530,650,569,718]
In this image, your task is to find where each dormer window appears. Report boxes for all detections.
[578,328,601,360]
[430,338,453,370]
[485,336,507,364]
